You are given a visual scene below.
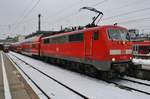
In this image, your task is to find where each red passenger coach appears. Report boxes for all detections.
[10,42,22,53]
[19,35,42,56]
[40,25,133,78]
[133,41,150,59]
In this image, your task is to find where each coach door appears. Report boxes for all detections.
[84,31,93,57]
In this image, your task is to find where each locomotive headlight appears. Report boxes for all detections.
[130,57,132,60]
[112,58,116,62]
[123,41,126,45]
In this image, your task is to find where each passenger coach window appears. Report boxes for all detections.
[32,44,36,48]
[69,33,83,42]
[93,31,99,40]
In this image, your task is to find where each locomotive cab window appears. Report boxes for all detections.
[93,31,99,40]
[69,33,83,42]
[108,29,129,41]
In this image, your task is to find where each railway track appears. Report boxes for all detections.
[9,53,150,96]
[104,79,150,95]
[7,54,51,99]
[105,76,150,95]
[120,77,150,87]
[128,68,150,80]
[8,53,90,99]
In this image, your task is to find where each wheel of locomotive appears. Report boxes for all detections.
[98,71,116,80]
[44,56,49,62]
[73,63,82,73]
[67,62,75,70]
[63,60,71,69]
[136,71,143,79]
[60,59,66,67]
[78,63,85,73]
[50,58,57,64]
[127,63,142,77]
[84,64,98,77]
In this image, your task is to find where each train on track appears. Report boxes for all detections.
[10,24,135,79]
[129,29,150,59]
[9,7,141,79]
[0,44,9,52]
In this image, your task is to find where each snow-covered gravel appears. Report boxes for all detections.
[8,52,150,99]
[133,59,150,67]
[116,79,150,93]
[7,54,48,99]
[125,76,150,85]
[7,54,83,99]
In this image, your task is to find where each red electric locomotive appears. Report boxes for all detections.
[40,25,132,78]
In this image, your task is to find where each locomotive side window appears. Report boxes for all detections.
[44,38,49,44]
[69,33,83,42]
[50,36,68,44]
[93,31,99,40]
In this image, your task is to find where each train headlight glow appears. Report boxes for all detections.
[112,58,116,62]
[130,57,132,60]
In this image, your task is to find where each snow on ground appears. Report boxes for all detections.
[116,79,150,93]
[8,54,82,99]
[125,76,150,85]
[7,55,48,99]
[8,52,150,99]
[133,58,150,66]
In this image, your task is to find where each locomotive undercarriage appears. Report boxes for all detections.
[111,62,130,74]
[41,55,132,79]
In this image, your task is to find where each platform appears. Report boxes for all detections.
[0,51,39,99]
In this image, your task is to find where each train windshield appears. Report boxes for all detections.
[108,29,129,41]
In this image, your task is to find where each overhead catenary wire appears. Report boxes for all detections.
[14,0,148,26]
[12,0,84,33]
[12,0,39,26]
[4,0,150,36]
[101,0,149,12]
[48,0,108,26]
[48,0,150,27]
[118,16,150,24]
[12,0,41,31]
[90,0,108,7]
[102,6,150,21]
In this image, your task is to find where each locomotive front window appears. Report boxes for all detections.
[108,29,129,41]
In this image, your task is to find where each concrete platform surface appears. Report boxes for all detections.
[0,51,39,99]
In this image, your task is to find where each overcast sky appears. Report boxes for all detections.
[0,0,150,39]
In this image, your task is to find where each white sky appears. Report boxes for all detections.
[0,0,150,39]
